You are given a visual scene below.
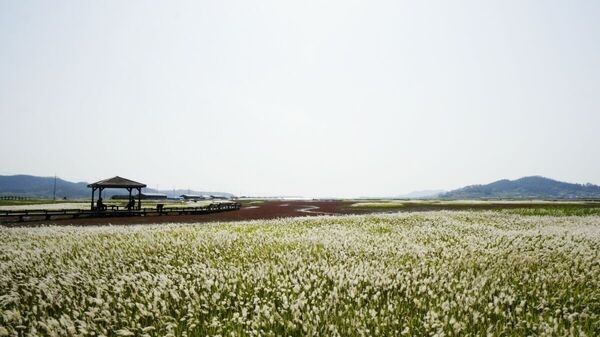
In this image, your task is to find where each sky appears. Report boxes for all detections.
[1,0,599,198]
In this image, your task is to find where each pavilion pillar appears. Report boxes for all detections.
[137,187,142,210]
[91,187,96,210]
[127,188,132,212]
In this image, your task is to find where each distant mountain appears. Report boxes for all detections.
[0,175,89,198]
[396,189,445,199]
[440,176,600,199]
[0,175,235,199]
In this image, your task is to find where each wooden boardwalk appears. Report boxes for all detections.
[0,202,241,224]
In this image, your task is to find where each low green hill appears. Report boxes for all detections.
[440,176,600,199]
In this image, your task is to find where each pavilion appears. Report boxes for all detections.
[88,176,147,211]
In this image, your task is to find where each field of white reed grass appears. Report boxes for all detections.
[1,211,599,336]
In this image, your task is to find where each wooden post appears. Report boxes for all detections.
[127,188,132,212]
[99,188,104,211]
[137,187,142,211]
[91,187,95,210]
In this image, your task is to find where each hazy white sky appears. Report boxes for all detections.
[1,0,599,197]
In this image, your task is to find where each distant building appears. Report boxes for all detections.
[166,195,183,200]
[140,192,167,200]
[180,194,232,201]
[112,192,167,200]
[180,194,206,201]
[210,195,229,200]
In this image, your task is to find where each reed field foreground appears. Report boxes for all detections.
[1,212,599,336]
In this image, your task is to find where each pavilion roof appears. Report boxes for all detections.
[87,176,147,188]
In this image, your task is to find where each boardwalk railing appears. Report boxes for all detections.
[0,196,31,201]
[0,202,241,223]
